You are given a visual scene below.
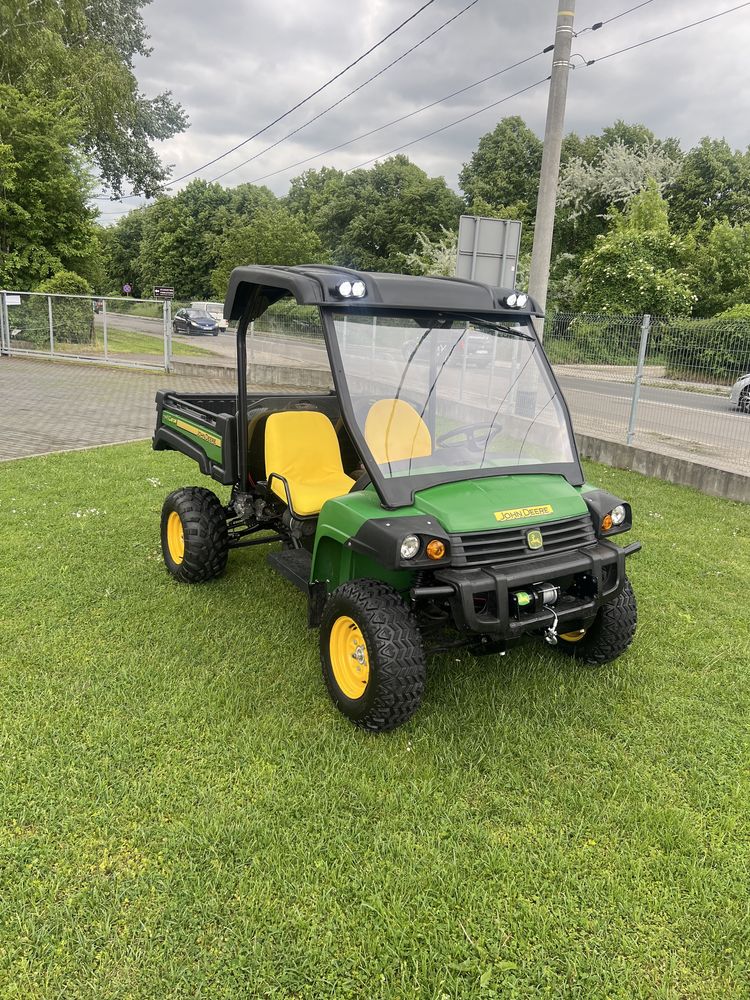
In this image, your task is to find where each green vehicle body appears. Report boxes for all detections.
[311,476,596,592]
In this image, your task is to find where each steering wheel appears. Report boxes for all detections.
[436,421,502,453]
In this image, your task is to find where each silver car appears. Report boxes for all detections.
[730,372,750,413]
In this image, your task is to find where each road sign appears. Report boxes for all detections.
[122,283,132,295]
[456,215,522,287]
[153,286,175,300]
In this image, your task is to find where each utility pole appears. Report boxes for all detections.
[528,0,575,337]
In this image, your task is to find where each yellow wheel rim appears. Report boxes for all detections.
[329,615,370,700]
[166,510,185,564]
[560,628,587,643]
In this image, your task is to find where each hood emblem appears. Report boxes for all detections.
[526,529,544,550]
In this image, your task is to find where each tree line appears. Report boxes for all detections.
[98,117,750,318]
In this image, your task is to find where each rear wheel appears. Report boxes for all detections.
[739,386,750,413]
[161,487,229,583]
[557,579,637,664]
[320,580,426,732]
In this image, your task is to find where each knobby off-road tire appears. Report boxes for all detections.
[161,487,229,583]
[320,580,426,733]
[558,578,637,664]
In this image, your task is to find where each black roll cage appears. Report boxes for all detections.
[231,268,584,510]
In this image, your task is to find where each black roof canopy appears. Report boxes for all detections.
[223,264,542,321]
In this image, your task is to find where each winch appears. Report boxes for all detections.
[512,582,562,645]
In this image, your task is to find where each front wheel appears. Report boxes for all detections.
[320,580,426,732]
[557,579,637,664]
[161,487,229,583]
[738,386,750,414]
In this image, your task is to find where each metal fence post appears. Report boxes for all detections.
[0,292,7,354]
[102,299,108,362]
[47,294,54,355]
[626,313,651,446]
[162,299,172,371]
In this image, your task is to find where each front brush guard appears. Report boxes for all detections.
[424,540,641,637]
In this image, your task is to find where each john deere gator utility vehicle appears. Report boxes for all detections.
[153,266,640,732]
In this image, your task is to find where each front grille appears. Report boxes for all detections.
[450,515,597,567]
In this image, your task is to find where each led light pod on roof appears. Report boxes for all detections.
[503,291,529,309]
[337,280,353,297]
[351,280,366,298]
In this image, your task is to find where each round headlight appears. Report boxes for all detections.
[611,504,627,526]
[400,534,420,560]
[351,280,366,298]
[506,292,518,307]
[338,280,353,297]
[516,292,529,308]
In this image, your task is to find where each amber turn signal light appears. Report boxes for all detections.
[426,539,446,560]
[601,513,613,532]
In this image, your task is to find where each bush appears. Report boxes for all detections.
[544,312,644,366]
[717,303,750,321]
[27,271,95,346]
[658,316,750,384]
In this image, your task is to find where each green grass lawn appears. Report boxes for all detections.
[55,330,215,358]
[0,444,748,999]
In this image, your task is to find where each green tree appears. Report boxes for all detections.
[132,180,278,299]
[689,219,750,316]
[575,185,695,315]
[459,117,542,230]
[99,208,149,296]
[668,138,750,231]
[1,0,187,196]
[0,85,99,288]
[211,206,326,298]
[285,157,462,272]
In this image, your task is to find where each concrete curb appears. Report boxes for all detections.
[576,433,749,503]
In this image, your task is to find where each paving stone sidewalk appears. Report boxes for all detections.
[0,357,248,461]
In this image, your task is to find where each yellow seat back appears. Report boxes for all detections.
[364,399,432,465]
[265,411,355,516]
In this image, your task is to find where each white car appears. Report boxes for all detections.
[730,372,750,413]
[191,301,228,332]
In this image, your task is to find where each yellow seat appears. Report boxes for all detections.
[364,399,432,464]
[265,411,355,517]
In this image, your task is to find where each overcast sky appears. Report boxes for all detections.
[98,0,750,221]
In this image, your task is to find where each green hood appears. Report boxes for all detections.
[411,474,589,533]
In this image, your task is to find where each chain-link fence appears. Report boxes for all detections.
[545,313,750,475]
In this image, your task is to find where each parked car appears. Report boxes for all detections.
[191,301,228,331]
[730,372,750,413]
[173,308,220,337]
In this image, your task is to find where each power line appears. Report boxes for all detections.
[209,0,483,185]
[116,0,441,198]
[333,1,750,178]
[242,51,548,186]
[586,0,750,64]
[344,77,551,173]
[212,0,657,188]
[576,0,658,36]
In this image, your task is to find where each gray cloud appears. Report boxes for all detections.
[97,0,750,219]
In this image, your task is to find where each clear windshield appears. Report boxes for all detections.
[332,312,576,480]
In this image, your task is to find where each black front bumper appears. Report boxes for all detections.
[418,540,641,637]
